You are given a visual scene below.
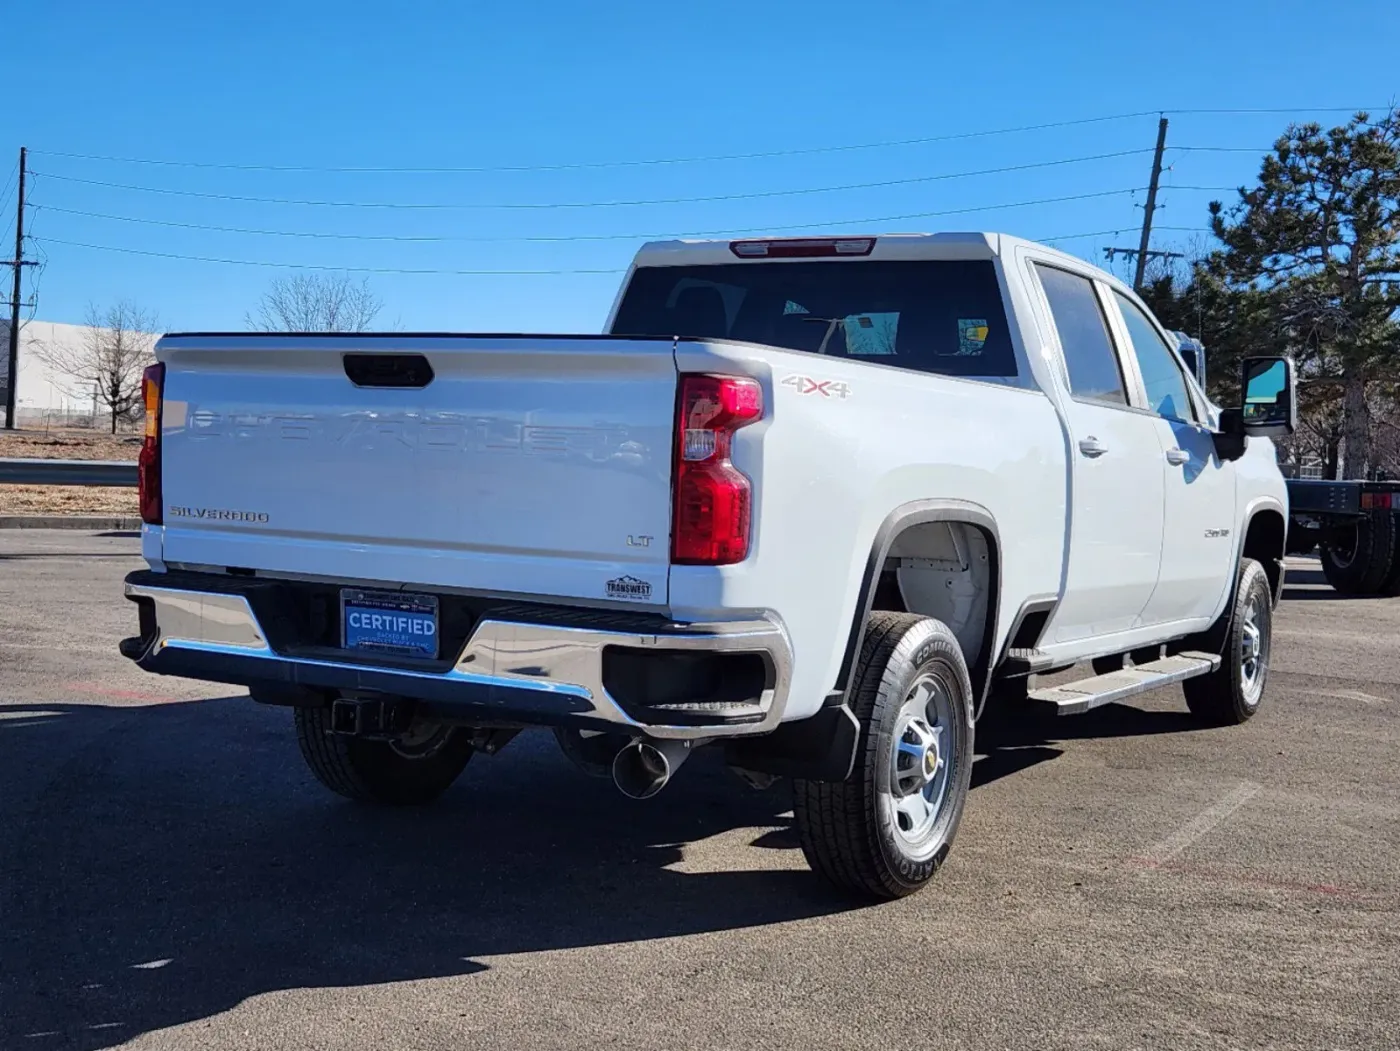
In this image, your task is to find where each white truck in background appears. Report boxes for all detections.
[121,232,1295,900]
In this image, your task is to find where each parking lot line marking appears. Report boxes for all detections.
[1315,688,1392,705]
[1131,781,1260,869]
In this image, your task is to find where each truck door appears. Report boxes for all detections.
[1031,263,1166,644]
[1109,291,1235,628]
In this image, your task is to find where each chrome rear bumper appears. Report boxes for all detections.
[123,579,791,741]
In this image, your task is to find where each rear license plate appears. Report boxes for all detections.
[341,589,439,659]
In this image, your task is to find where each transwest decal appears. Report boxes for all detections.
[605,575,653,600]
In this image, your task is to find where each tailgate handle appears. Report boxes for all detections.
[342,353,435,388]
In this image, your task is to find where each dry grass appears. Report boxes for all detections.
[0,427,141,517]
[0,427,142,462]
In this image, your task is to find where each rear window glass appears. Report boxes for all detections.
[610,260,1019,381]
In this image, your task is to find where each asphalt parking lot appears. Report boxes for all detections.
[1,530,1397,1051]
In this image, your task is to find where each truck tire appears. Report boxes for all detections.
[1319,510,1397,595]
[1378,517,1400,596]
[294,708,474,805]
[1182,558,1273,726]
[792,611,974,901]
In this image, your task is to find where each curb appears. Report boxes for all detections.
[0,515,142,531]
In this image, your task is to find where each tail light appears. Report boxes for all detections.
[138,363,164,525]
[672,375,763,565]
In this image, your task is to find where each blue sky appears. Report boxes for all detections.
[2,0,1396,333]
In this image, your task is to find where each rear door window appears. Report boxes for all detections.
[611,260,1021,382]
[1033,264,1128,406]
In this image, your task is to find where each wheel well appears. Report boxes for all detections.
[1242,509,1286,600]
[867,520,999,708]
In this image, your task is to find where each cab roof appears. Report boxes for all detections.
[633,232,1080,267]
[626,232,1132,298]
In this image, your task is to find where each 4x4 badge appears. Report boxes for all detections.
[781,374,851,399]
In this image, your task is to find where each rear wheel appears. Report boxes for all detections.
[1319,511,1397,594]
[1378,519,1400,596]
[294,707,474,805]
[792,612,974,901]
[1183,558,1273,726]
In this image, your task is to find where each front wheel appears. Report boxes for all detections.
[792,611,975,901]
[1182,558,1274,726]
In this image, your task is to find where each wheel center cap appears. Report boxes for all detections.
[923,738,941,781]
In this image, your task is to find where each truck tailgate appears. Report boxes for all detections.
[154,335,676,607]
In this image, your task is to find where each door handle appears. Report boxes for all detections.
[1078,436,1108,458]
[1165,447,1191,466]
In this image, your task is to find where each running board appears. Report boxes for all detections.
[1029,652,1221,716]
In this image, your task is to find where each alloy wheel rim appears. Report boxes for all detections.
[1239,598,1266,704]
[884,672,956,851]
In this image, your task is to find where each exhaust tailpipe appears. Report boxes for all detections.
[611,738,693,799]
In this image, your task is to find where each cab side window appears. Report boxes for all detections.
[1034,264,1127,406]
[1114,293,1195,422]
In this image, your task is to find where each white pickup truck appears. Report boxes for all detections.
[121,232,1296,900]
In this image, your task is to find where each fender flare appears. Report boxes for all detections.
[832,498,1003,715]
[1236,496,1289,609]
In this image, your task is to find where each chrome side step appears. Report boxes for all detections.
[1029,652,1221,716]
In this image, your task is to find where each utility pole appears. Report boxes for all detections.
[6,146,32,430]
[1133,117,1169,290]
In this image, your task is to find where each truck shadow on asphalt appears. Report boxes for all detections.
[971,698,1200,788]
[1281,566,1395,602]
[0,694,1199,1050]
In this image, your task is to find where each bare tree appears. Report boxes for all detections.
[246,273,383,332]
[34,301,159,434]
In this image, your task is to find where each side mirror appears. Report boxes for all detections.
[1240,356,1297,437]
[1212,408,1248,462]
[1172,332,1207,389]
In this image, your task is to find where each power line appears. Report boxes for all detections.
[0,163,17,216]
[1164,106,1388,115]
[28,112,1167,173]
[1040,229,1138,243]
[1043,225,1213,242]
[31,239,626,275]
[0,163,19,252]
[25,106,1387,174]
[24,224,1218,277]
[1170,145,1274,153]
[30,186,1145,244]
[28,187,1152,273]
[29,149,1151,211]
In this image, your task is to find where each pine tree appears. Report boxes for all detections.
[1210,110,1400,479]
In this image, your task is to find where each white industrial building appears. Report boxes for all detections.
[0,319,141,426]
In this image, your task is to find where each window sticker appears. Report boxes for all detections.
[956,318,989,356]
[845,312,899,356]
